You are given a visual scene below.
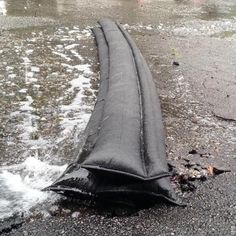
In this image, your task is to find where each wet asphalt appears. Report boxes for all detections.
[0,0,236,235]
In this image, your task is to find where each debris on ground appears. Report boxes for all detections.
[170,149,231,193]
[188,149,211,158]
[173,61,180,66]
[207,165,230,176]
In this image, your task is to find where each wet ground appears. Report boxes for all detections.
[0,0,236,235]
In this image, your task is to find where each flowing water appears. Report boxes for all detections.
[0,0,236,221]
[0,22,98,219]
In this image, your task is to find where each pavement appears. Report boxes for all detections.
[0,0,235,235]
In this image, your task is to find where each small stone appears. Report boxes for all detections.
[41,210,51,218]
[72,211,81,218]
[189,149,198,155]
[23,231,28,236]
[49,205,60,216]
[200,175,207,181]
[173,61,180,66]
[181,182,196,192]
[61,209,71,215]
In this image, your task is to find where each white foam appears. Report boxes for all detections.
[0,199,10,208]
[8,74,16,79]
[52,51,72,61]
[0,0,6,15]
[71,49,84,61]
[75,64,93,74]
[22,57,31,64]
[58,62,96,142]
[1,25,97,220]
[6,66,14,71]
[68,74,90,92]
[81,29,92,37]
[26,49,34,55]
[0,157,67,219]
[19,95,34,112]
[19,88,28,93]
[26,71,34,77]
[59,74,92,137]
[31,66,40,73]
[26,77,38,83]
[60,38,75,42]
[11,95,42,148]
[65,44,79,50]
[145,25,153,30]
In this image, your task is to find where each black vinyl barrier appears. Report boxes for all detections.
[45,19,179,207]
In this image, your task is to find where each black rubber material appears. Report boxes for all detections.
[45,19,179,207]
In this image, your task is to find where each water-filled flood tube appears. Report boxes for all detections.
[46,19,179,207]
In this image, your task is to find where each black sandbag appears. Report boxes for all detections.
[45,19,179,206]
